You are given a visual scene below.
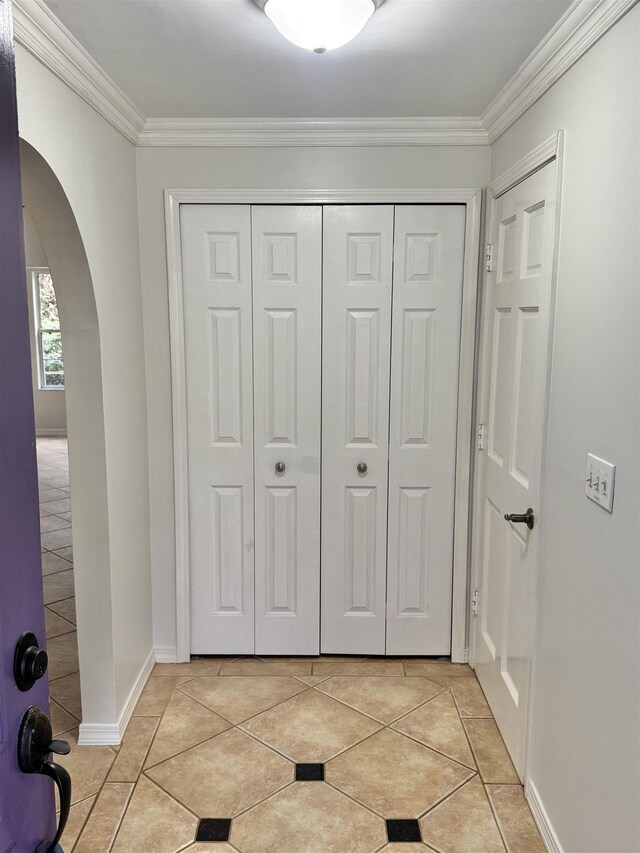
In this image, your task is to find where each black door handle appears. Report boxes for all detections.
[37,761,71,853]
[17,706,72,853]
[504,508,535,530]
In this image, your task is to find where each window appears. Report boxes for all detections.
[33,270,65,389]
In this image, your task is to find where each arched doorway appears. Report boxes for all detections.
[20,140,119,736]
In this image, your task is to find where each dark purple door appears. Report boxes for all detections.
[0,2,56,850]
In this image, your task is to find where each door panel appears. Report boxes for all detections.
[474,162,557,777]
[182,205,255,653]
[321,206,394,654]
[252,206,322,654]
[386,206,466,655]
[0,1,56,845]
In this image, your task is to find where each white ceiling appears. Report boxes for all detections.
[43,0,572,119]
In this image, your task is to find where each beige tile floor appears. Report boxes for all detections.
[38,438,81,727]
[40,442,545,852]
[52,656,545,852]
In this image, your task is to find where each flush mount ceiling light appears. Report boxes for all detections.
[252,0,385,53]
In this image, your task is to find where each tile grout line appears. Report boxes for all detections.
[86,780,136,853]
[482,781,511,853]
[105,782,136,853]
[314,676,449,724]
[175,676,313,727]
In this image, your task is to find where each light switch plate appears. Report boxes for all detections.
[585,453,615,513]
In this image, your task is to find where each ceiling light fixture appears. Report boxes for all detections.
[253,0,385,53]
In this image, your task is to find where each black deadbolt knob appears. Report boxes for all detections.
[14,632,48,692]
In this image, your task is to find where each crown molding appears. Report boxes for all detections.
[12,0,144,145]
[483,0,639,143]
[12,0,638,148]
[252,0,386,8]
[137,117,488,147]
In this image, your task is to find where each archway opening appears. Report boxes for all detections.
[20,139,118,736]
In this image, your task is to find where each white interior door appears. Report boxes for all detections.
[252,206,322,654]
[321,206,394,654]
[386,206,466,655]
[473,162,557,777]
[182,205,255,654]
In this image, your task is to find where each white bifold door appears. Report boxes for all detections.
[183,205,321,654]
[181,203,465,656]
[321,205,466,655]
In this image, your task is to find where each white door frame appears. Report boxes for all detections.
[470,132,565,775]
[165,187,482,663]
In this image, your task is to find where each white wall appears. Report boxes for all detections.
[135,145,491,655]
[23,208,67,434]
[16,44,153,732]
[491,8,640,852]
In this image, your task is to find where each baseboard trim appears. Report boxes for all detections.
[526,779,562,853]
[77,648,155,746]
[117,648,156,738]
[77,721,121,746]
[154,645,178,663]
[36,429,67,436]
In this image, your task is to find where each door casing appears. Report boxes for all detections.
[166,188,483,663]
[470,131,565,781]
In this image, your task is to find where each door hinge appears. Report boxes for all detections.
[485,243,494,272]
[477,423,486,451]
[471,589,480,616]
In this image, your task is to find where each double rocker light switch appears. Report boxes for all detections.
[585,453,616,513]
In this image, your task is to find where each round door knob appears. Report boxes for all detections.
[357,462,368,474]
[275,462,286,473]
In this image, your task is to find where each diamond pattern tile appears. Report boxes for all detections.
[111,776,197,853]
[145,688,230,767]
[231,781,387,853]
[179,675,307,724]
[419,776,504,852]
[146,728,293,817]
[318,676,444,724]
[241,687,382,762]
[326,728,474,818]
[392,692,476,769]
[43,631,544,853]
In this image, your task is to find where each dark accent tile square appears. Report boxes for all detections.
[386,819,422,843]
[295,762,325,781]
[196,818,232,842]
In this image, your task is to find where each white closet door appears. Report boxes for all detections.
[386,205,466,655]
[321,206,394,654]
[252,206,322,654]
[182,205,255,654]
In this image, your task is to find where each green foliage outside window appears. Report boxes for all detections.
[34,271,65,388]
